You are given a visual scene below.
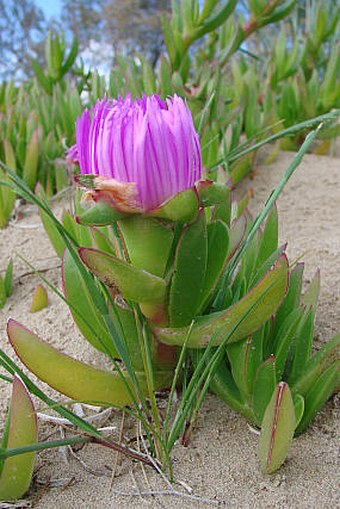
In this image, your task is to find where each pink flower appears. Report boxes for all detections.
[68,94,202,212]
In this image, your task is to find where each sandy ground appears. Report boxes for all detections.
[0,151,339,508]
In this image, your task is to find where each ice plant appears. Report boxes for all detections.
[68,94,202,214]
[5,95,335,477]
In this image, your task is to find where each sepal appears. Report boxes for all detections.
[146,188,198,223]
[196,180,231,207]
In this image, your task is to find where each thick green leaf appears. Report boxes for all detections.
[227,336,254,398]
[0,375,37,500]
[261,0,296,26]
[62,250,118,356]
[208,361,249,417]
[29,284,48,313]
[23,130,40,191]
[118,217,174,277]
[31,59,53,94]
[273,263,304,336]
[110,298,144,371]
[61,36,78,75]
[227,214,247,260]
[1,140,16,225]
[155,254,288,348]
[63,209,94,248]
[288,308,315,382]
[193,0,238,39]
[253,356,277,425]
[79,247,167,303]
[0,277,6,309]
[241,230,260,287]
[245,327,267,395]
[290,334,340,396]
[273,307,304,379]
[161,16,179,67]
[197,220,230,312]
[296,362,339,434]
[159,55,173,96]
[230,153,254,184]
[4,259,13,298]
[251,244,287,288]
[302,269,320,313]
[293,393,305,428]
[257,206,278,269]
[91,227,116,255]
[258,382,295,474]
[7,320,171,407]
[168,211,208,327]
[142,61,157,95]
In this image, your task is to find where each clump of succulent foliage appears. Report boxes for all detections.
[1,0,339,226]
[0,0,339,501]
[0,92,338,501]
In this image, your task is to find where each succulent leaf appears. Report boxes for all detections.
[258,381,296,474]
[290,334,340,395]
[288,307,315,382]
[62,249,118,356]
[168,210,208,327]
[296,362,339,434]
[273,263,304,337]
[253,355,277,425]
[273,307,304,379]
[227,214,247,261]
[0,375,37,500]
[227,336,254,398]
[118,216,174,277]
[302,269,321,313]
[7,319,171,408]
[79,247,167,304]
[257,206,278,269]
[36,183,66,257]
[29,285,48,313]
[293,393,305,428]
[197,219,230,312]
[207,361,248,417]
[4,260,13,298]
[156,254,289,348]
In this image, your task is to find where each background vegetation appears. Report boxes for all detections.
[0,0,339,226]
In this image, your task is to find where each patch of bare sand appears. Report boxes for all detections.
[0,151,339,508]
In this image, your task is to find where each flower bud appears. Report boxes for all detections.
[68,94,202,214]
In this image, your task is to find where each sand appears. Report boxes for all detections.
[0,151,339,508]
